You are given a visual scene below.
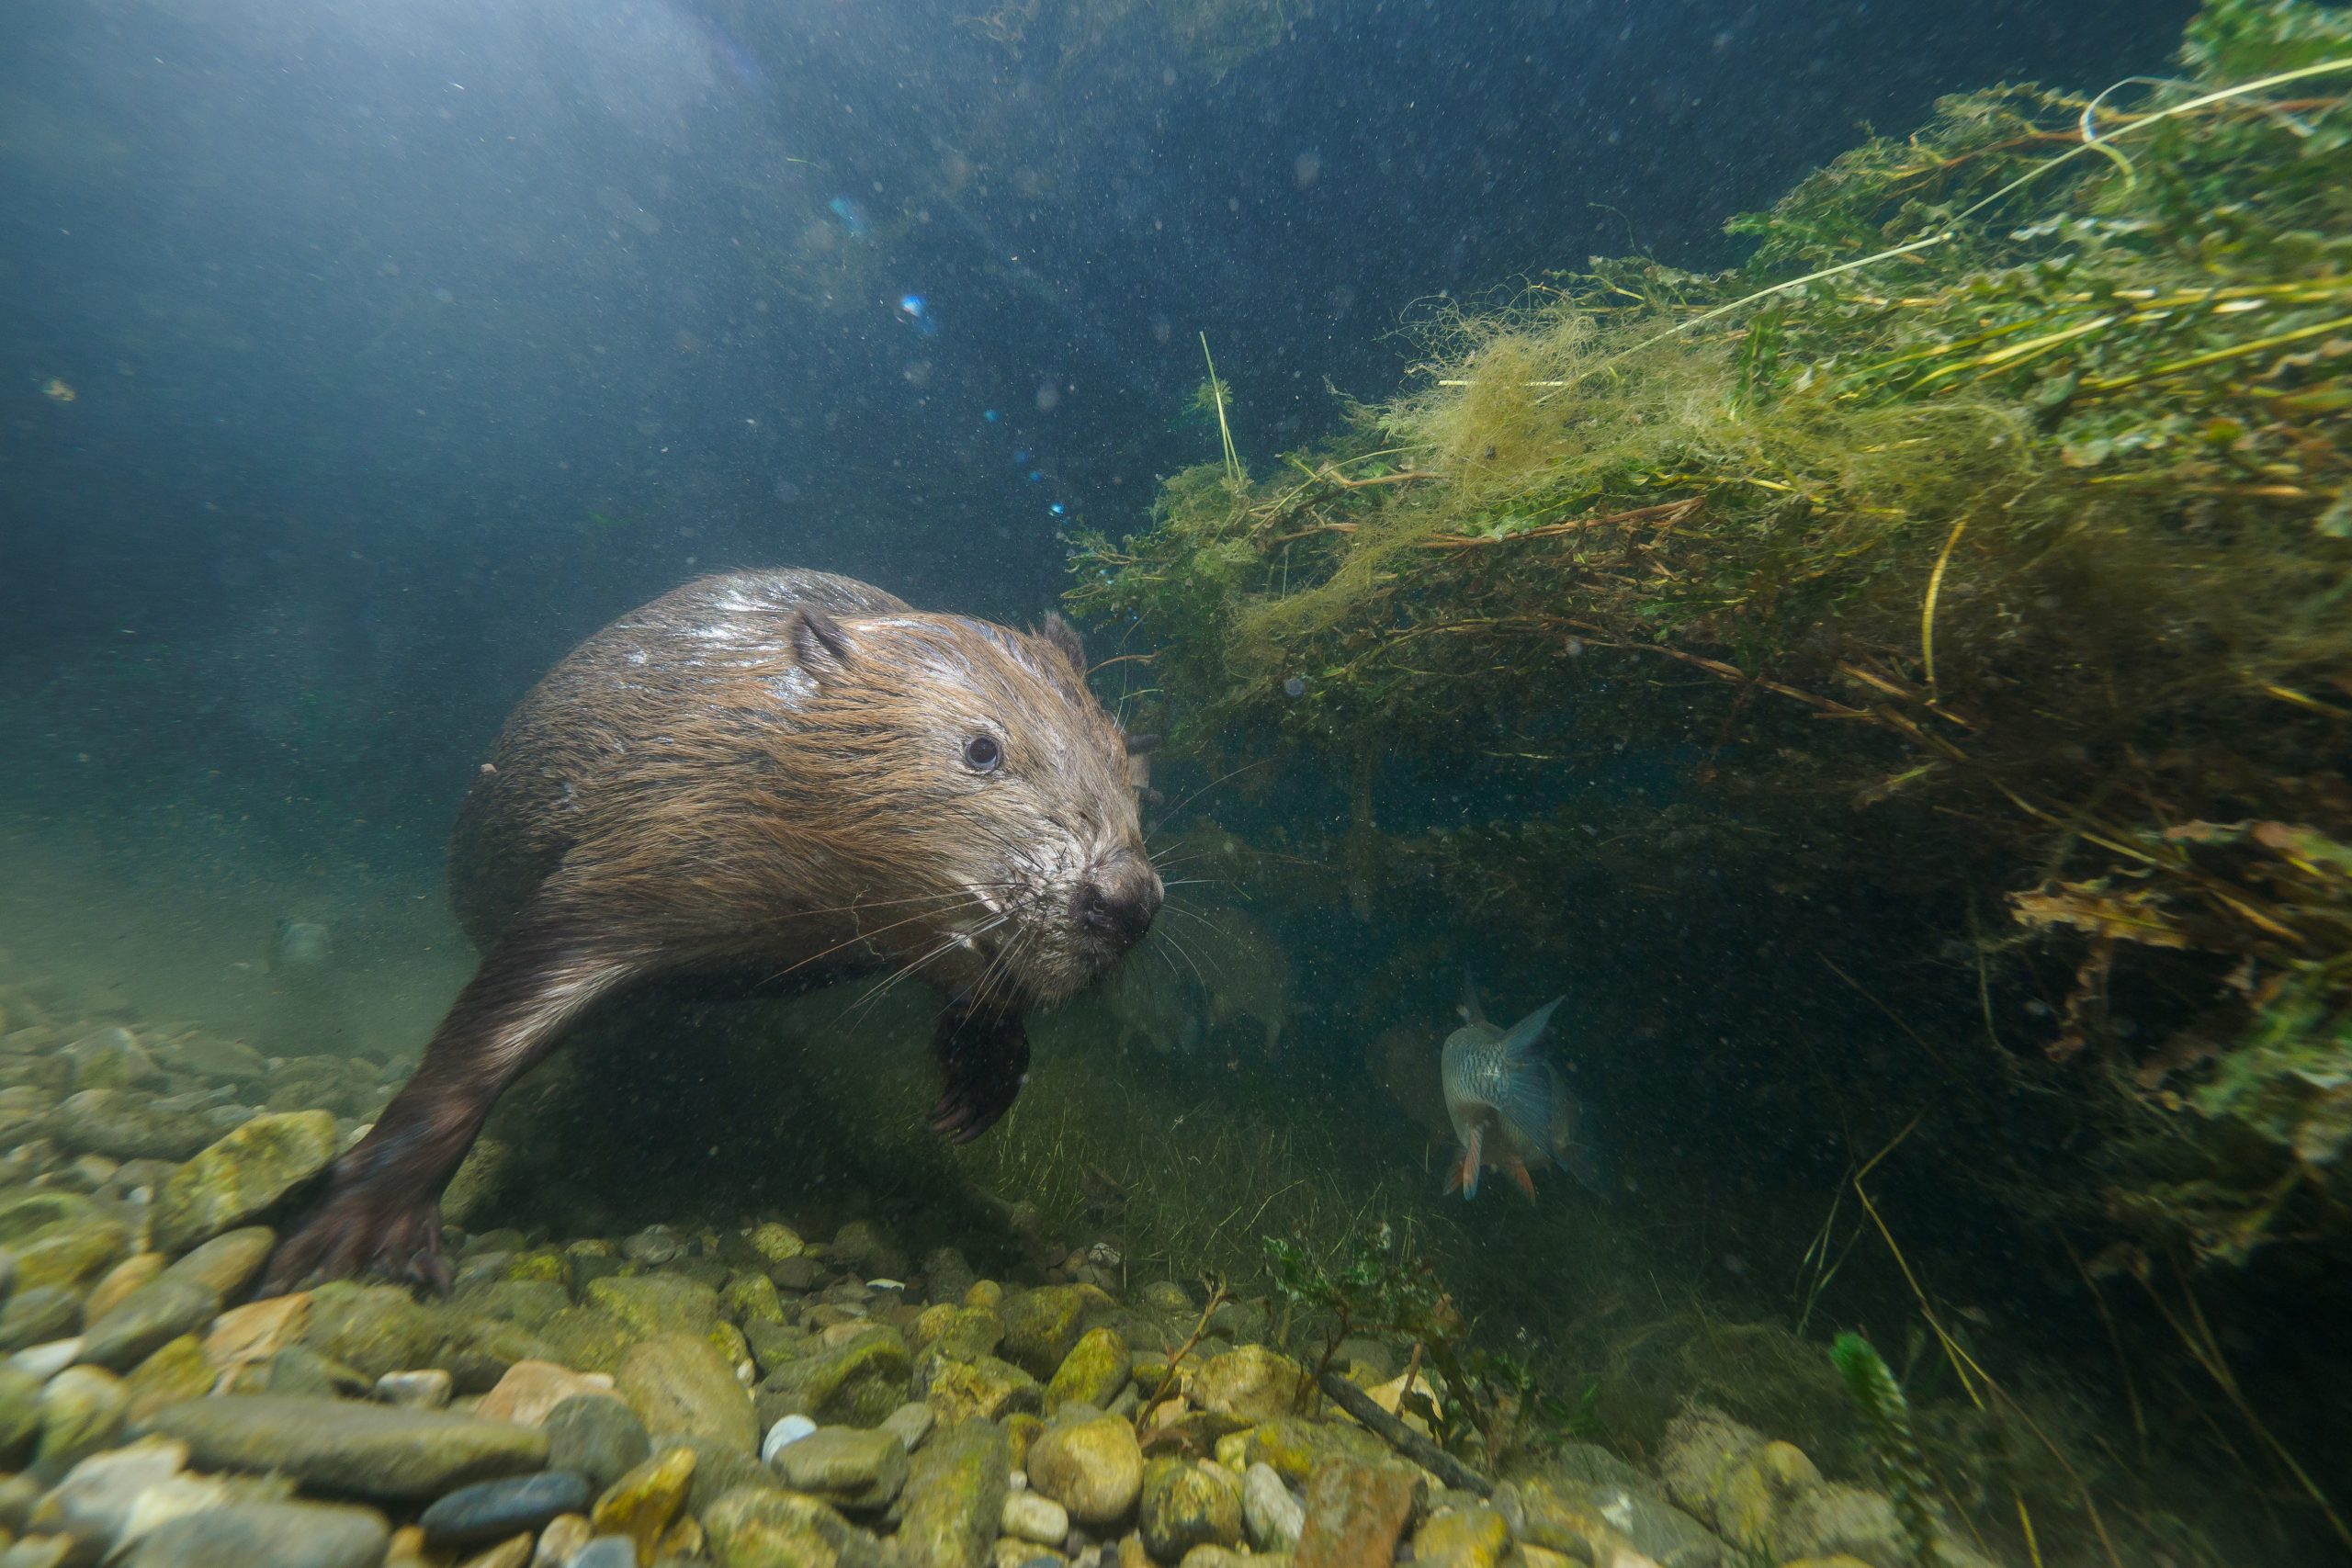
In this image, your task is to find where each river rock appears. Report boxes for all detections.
[763,1413,819,1463]
[926,1354,1042,1427]
[1045,1328,1129,1416]
[899,1418,1011,1568]
[28,1432,187,1555]
[703,1483,850,1568]
[589,1445,695,1562]
[1192,1347,1313,1426]
[32,1366,126,1482]
[1410,1505,1507,1568]
[1512,1475,1724,1568]
[771,1426,910,1510]
[1001,1491,1069,1548]
[746,1223,807,1266]
[583,1275,720,1341]
[152,1112,335,1254]
[123,1335,215,1422]
[1241,1463,1304,1551]
[79,1279,220,1372]
[1026,1413,1142,1527]
[377,1368,455,1409]
[163,1227,276,1299]
[545,1393,650,1493]
[299,1282,445,1382]
[725,1272,787,1326]
[0,1192,100,1247]
[0,1287,84,1352]
[63,1028,164,1091]
[142,1394,548,1500]
[477,1359,614,1427]
[617,1332,755,1451]
[84,1253,166,1322]
[1235,1419,1393,1487]
[1140,1459,1242,1561]
[912,1306,1006,1364]
[0,1367,44,1466]
[16,1221,129,1294]
[1292,1460,1419,1568]
[203,1292,311,1376]
[882,1400,935,1452]
[757,1325,910,1428]
[49,1090,215,1162]
[120,1499,390,1568]
[998,1289,1087,1380]
[421,1471,594,1549]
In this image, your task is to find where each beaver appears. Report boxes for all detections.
[264,569,1159,1290]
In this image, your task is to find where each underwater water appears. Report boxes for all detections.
[5,0,2350,1564]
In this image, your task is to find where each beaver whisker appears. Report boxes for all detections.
[840,913,1010,1031]
[1145,757,1278,844]
[752,896,992,991]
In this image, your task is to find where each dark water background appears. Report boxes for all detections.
[25,1,2349,1562]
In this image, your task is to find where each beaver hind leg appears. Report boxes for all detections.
[263,891,646,1294]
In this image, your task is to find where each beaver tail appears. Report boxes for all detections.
[261,878,649,1292]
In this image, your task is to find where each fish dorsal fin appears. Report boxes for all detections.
[1459,970,1488,1029]
[1498,996,1565,1059]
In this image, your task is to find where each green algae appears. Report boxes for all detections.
[1069,0,2352,1271]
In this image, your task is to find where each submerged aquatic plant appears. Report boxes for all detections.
[1830,1330,1942,1568]
[1070,0,2352,1269]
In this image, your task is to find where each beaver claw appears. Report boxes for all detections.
[259,1178,452,1296]
[930,1004,1031,1144]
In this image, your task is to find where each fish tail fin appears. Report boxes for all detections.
[1498,996,1566,1059]
[1455,1127,1483,1201]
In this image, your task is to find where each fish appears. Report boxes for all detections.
[1440,978,1610,1201]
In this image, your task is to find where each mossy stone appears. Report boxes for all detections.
[300,1282,444,1381]
[725,1272,787,1326]
[590,1445,697,1563]
[1026,1413,1143,1526]
[0,1284,85,1351]
[1237,1420,1393,1488]
[537,1306,638,1376]
[1045,1327,1130,1416]
[923,1355,1041,1427]
[616,1332,756,1452]
[151,1111,336,1254]
[703,1483,845,1568]
[0,1191,99,1247]
[898,1418,1010,1568]
[16,1220,130,1293]
[1139,1458,1242,1562]
[32,1365,128,1483]
[123,1333,216,1423]
[584,1274,721,1340]
[1191,1346,1312,1425]
[0,1367,43,1468]
[756,1325,910,1428]
[746,1223,807,1266]
[913,1305,1005,1364]
[998,1288,1086,1380]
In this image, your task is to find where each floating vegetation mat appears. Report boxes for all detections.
[1069,0,2352,1273]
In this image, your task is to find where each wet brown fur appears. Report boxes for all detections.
[265,570,1158,1291]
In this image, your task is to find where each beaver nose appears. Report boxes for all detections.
[1074,857,1160,950]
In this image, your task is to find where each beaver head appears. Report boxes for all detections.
[774,604,1159,1007]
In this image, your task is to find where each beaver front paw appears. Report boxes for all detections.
[930,1004,1031,1144]
[260,1176,451,1295]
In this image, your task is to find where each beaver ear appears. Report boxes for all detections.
[793,607,854,674]
[1036,613,1086,674]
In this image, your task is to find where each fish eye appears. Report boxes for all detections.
[962,733,1002,773]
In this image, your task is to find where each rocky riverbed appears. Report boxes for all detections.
[0,977,1996,1568]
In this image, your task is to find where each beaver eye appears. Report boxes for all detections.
[962,733,1002,773]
